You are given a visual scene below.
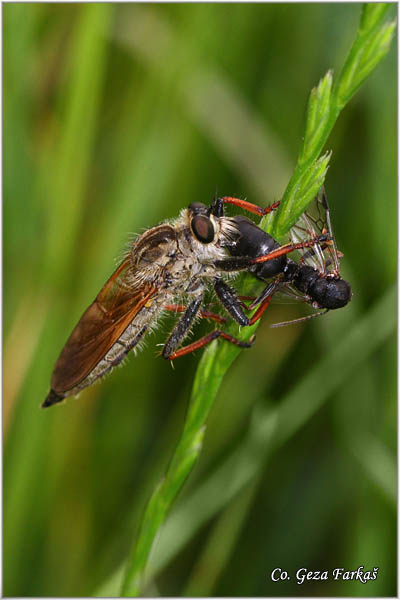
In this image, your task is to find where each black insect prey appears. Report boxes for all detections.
[209,190,352,325]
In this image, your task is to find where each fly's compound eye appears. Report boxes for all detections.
[191,215,215,244]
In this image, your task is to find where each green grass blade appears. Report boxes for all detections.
[183,481,259,595]
[4,7,112,595]
[335,4,396,108]
[43,4,112,286]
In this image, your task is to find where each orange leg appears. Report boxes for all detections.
[167,330,255,360]
[165,304,227,324]
[252,236,328,264]
[220,196,280,217]
[249,295,273,325]
[214,236,329,274]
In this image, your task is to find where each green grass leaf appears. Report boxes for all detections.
[299,70,333,165]
[335,5,396,107]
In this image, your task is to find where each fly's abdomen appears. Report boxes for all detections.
[69,323,149,395]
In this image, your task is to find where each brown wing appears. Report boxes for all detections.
[51,259,157,394]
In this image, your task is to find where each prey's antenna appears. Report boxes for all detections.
[270,309,329,328]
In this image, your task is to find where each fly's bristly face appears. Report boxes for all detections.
[177,203,237,266]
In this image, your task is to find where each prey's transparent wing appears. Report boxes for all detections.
[289,189,341,276]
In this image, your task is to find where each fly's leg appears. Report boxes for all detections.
[164,304,227,324]
[214,236,328,273]
[165,278,251,333]
[214,255,262,272]
[213,278,250,326]
[211,196,280,218]
[252,237,329,263]
[162,297,203,359]
[248,295,273,325]
[162,295,254,360]
[165,330,255,361]
[215,277,274,327]
[248,281,278,310]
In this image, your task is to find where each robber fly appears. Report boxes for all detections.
[43,197,325,408]
[215,189,352,326]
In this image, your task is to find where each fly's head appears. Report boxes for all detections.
[183,202,234,262]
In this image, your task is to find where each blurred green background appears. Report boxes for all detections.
[4,3,396,597]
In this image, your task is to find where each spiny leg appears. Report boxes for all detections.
[211,196,280,218]
[162,294,255,361]
[252,237,329,263]
[213,278,276,327]
[249,294,273,325]
[213,278,249,326]
[249,281,278,310]
[162,296,203,359]
[230,283,275,326]
[166,283,253,328]
[164,304,227,324]
[165,330,255,361]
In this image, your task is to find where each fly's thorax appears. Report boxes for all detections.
[141,208,230,287]
[131,225,178,272]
